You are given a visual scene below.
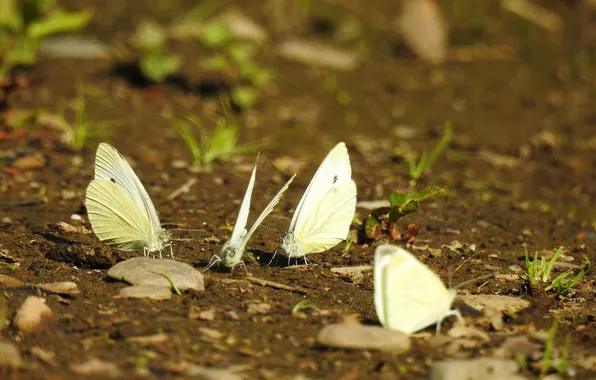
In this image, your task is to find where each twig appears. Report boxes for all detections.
[245,276,309,295]
[167,177,198,201]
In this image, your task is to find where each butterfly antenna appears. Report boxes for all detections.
[247,219,281,234]
[168,228,208,233]
[448,250,483,287]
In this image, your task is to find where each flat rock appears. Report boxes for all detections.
[430,358,527,380]
[39,36,111,59]
[459,295,530,314]
[36,282,79,295]
[13,296,55,333]
[0,341,22,367]
[330,266,372,284]
[317,323,410,353]
[0,274,25,288]
[70,358,121,378]
[278,40,359,71]
[118,285,172,300]
[108,257,204,291]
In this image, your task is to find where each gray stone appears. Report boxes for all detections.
[119,285,172,300]
[0,341,22,367]
[108,257,204,291]
[39,36,111,59]
[459,295,530,314]
[317,323,410,353]
[430,358,527,380]
[36,282,79,295]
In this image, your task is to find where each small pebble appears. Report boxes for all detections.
[13,296,55,333]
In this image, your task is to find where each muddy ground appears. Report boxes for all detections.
[1,0,596,379]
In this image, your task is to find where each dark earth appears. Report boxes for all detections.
[1,0,596,379]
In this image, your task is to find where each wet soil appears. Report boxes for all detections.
[1,0,596,379]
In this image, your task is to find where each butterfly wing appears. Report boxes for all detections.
[288,142,353,233]
[93,143,162,236]
[374,245,456,335]
[85,179,152,251]
[227,154,259,250]
[293,179,356,255]
[240,174,296,252]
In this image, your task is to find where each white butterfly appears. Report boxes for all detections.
[85,143,172,258]
[209,154,295,270]
[279,142,357,262]
[374,244,463,335]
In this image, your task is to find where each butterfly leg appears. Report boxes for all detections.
[267,249,279,266]
[204,255,222,271]
[451,308,464,324]
[143,247,148,258]
[231,261,248,275]
[166,243,175,260]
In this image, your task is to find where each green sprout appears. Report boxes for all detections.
[0,0,92,81]
[218,219,234,232]
[396,121,452,188]
[57,85,117,151]
[292,299,317,314]
[540,319,573,376]
[525,246,587,292]
[167,97,257,166]
[0,260,16,271]
[364,186,443,241]
[0,296,8,330]
[155,270,181,296]
[198,21,275,109]
[132,19,182,83]
[341,239,353,257]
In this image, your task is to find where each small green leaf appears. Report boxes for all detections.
[200,21,230,47]
[389,186,443,208]
[132,19,166,51]
[0,0,21,30]
[232,85,258,109]
[6,37,38,65]
[201,54,229,71]
[27,9,93,39]
[364,216,381,239]
[227,43,255,64]
[140,53,182,82]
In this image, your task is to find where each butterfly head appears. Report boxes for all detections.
[220,245,240,268]
[148,228,170,252]
[279,232,300,257]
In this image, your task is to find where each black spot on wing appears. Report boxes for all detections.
[333,174,338,184]
[110,178,116,183]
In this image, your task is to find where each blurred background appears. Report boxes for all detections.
[1,0,595,224]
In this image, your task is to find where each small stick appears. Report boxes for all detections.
[167,177,198,201]
[245,276,309,295]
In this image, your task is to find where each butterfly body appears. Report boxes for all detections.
[207,154,295,270]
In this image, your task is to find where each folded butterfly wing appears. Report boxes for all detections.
[94,143,163,238]
[86,179,152,251]
[293,179,357,256]
[374,245,457,335]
